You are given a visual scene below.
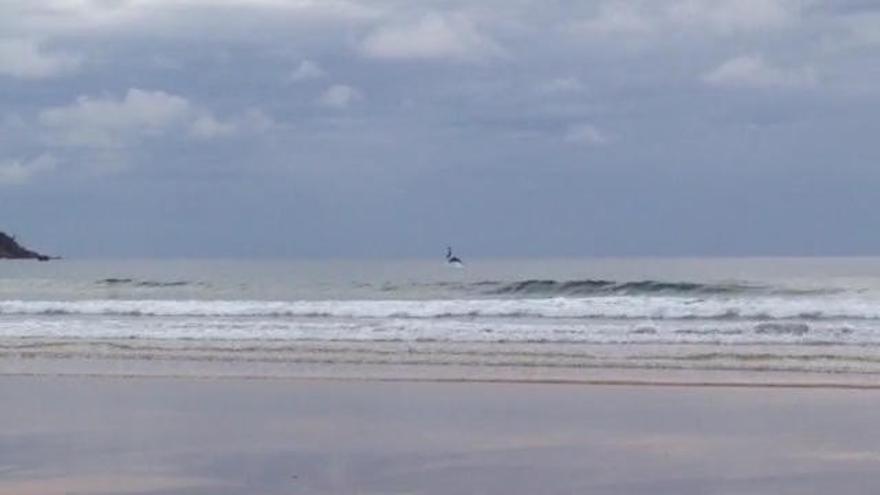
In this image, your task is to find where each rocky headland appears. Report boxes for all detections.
[0,232,53,261]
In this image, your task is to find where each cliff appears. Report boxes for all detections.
[0,232,52,261]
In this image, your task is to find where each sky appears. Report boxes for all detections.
[2,0,880,258]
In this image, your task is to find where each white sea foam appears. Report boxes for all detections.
[3,259,880,378]
[0,295,878,348]
[0,295,878,320]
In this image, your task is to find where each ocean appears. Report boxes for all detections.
[3,257,880,381]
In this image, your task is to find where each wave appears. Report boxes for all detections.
[352,279,843,298]
[98,278,203,288]
[0,296,878,321]
[481,279,761,296]
[395,279,838,297]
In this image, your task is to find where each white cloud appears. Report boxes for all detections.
[40,89,194,148]
[573,3,654,36]
[190,114,237,139]
[288,59,325,82]
[318,84,363,108]
[360,12,503,61]
[143,0,380,19]
[237,108,275,132]
[0,38,81,79]
[38,89,272,147]
[667,0,794,33]
[0,154,57,186]
[571,0,797,38]
[539,77,586,93]
[190,108,275,139]
[702,54,816,89]
[564,123,610,146]
[0,0,380,38]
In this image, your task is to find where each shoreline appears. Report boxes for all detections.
[4,340,880,389]
[5,370,880,390]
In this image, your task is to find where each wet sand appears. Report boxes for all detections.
[3,375,880,494]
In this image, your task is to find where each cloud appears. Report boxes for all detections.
[538,77,586,93]
[572,3,654,36]
[564,123,610,145]
[0,38,81,79]
[38,89,272,148]
[823,11,880,51]
[288,59,325,82]
[39,89,194,148]
[235,108,275,132]
[0,154,57,186]
[667,0,795,33]
[359,12,504,61]
[571,0,797,38]
[150,54,183,71]
[190,114,237,139]
[0,0,381,38]
[190,108,275,139]
[318,84,363,108]
[702,54,817,89]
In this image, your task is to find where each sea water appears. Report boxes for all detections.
[2,257,880,379]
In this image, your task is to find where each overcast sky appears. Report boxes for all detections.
[2,0,879,258]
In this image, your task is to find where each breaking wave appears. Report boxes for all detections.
[0,296,877,320]
[481,279,761,296]
[376,279,840,298]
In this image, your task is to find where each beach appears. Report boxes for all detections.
[6,0,878,490]
[4,258,880,493]
[8,0,880,491]
[3,373,880,495]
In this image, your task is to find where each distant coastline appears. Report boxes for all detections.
[0,232,53,261]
